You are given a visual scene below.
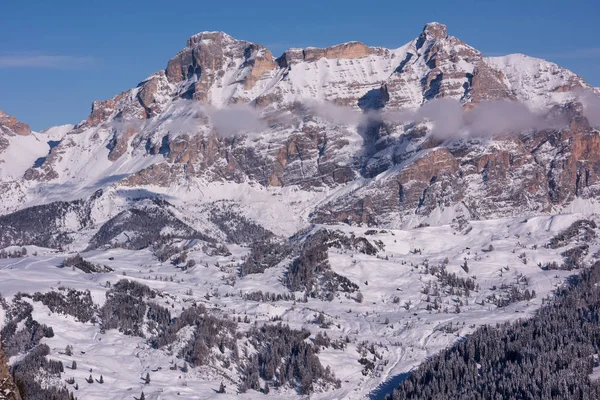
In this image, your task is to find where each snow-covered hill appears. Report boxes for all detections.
[1,22,600,399]
[1,213,597,399]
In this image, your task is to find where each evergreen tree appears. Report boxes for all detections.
[389,260,600,400]
[356,292,364,303]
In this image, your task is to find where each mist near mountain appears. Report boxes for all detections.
[108,92,599,141]
[296,90,600,138]
[582,90,600,128]
[2,21,600,400]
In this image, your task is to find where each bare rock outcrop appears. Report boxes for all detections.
[0,110,31,136]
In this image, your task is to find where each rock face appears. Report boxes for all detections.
[0,110,32,156]
[277,41,384,67]
[0,346,21,400]
[1,23,600,228]
[468,64,516,103]
[0,110,31,136]
[165,31,278,102]
[384,23,484,109]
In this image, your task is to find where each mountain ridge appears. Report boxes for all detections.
[3,22,600,400]
[0,23,599,233]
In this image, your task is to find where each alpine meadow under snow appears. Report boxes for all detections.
[1,22,600,400]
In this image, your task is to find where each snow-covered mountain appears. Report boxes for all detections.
[1,22,600,400]
[1,22,599,229]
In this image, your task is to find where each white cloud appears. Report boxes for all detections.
[205,98,576,139]
[0,54,94,69]
[304,99,365,126]
[205,104,267,137]
[110,92,600,142]
[548,48,600,59]
[581,90,600,128]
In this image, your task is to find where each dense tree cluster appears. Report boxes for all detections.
[419,263,479,312]
[61,254,113,273]
[285,232,330,293]
[388,261,600,400]
[32,288,97,323]
[87,203,213,250]
[427,264,477,292]
[546,219,597,249]
[323,229,380,255]
[145,302,172,336]
[285,229,364,296]
[241,323,340,394]
[364,229,387,236]
[560,244,589,270]
[542,261,562,270]
[0,247,28,259]
[487,283,536,308]
[99,281,240,370]
[0,198,94,249]
[239,237,292,276]
[0,295,75,399]
[11,344,72,400]
[203,243,231,257]
[151,304,237,367]
[100,279,158,336]
[152,239,184,263]
[242,291,296,302]
[1,296,54,357]
[209,207,273,245]
[241,228,376,297]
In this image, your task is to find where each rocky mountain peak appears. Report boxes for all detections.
[185,31,236,47]
[0,110,31,136]
[418,22,448,44]
[165,30,276,101]
[277,41,384,67]
[6,23,600,232]
[415,22,459,56]
[384,22,484,108]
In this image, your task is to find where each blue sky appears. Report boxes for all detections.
[1,0,599,130]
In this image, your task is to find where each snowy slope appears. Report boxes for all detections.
[0,214,596,399]
[0,23,597,225]
[485,53,589,108]
[1,22,600,399]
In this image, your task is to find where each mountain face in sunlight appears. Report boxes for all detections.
[1,23,600,400]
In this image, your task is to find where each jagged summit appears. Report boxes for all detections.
[276,41,385,67]
[421,22,448,40]
[185,30,238,47]
[165,30,276,99]
[1,23,599,230]
[0,110,31,137]
[182,30,385,69]
[182,23,451,66]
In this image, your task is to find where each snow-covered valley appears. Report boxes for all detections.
[0,209,595,399]
[1,20,600,400]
